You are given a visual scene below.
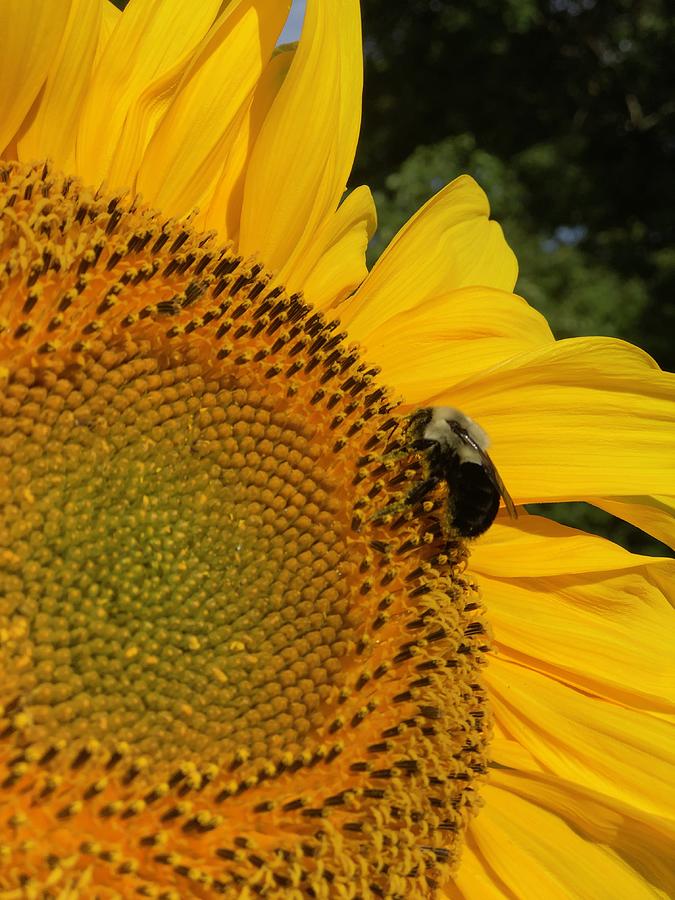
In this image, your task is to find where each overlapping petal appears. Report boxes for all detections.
[136,0,289,217]
[454,781,673,899]
[446,839,516,900]
[462,514,675,895]
[75,0,224,189]
[16,0,101,172]
[96,0,120,57]
[485,658,674,816]
[340,175,518,337]
[482,763,675,897]
[471,514,674,711]
[238,0,362,284]
[290,185,377,310]
[471,512,670,579]
[0,0,71,155]
[353,286,553,405]
[594,495,675,552]
[204,46,295,241]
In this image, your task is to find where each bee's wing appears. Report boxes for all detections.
[450,422,518,519]
[483,451,518,519]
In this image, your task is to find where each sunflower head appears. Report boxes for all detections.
[0,160,492,896]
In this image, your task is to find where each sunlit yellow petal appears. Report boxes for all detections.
[485,657,675,819]
[204,46,294,241]
[490,765,675,897]
[352,287,553,405]
[469,784,671,899]
[137,0,289,218]
[490,733,544,772]
[339,176,518,337]
[17,0,101,172]
[238,0,362,279]
[431,336,675,500]
[594,495,675,551]
[294,185,376,310]
[75,0,223,188]
[442,838,511,899]
[0,0,71,155]
[97,0,120,55]
[108,0,231,195]
[471,513,669,579]
[470,517,674,711]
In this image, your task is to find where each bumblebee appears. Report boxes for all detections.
[390,406,517,538]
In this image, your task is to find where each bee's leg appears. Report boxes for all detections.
[370,471,439,522]
[408,438,437,452]
[404,472,441,506]
[373,445,412,465]
[374,437,437,468]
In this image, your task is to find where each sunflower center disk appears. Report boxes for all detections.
[0,162,491,898]
[5,355,353,764]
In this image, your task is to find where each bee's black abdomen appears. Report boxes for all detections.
[451,462,500,538]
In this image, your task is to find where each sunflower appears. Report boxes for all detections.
[0,1,673,898]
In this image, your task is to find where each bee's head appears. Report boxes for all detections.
[422,407,490,452]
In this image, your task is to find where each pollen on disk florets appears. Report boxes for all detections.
[0,162,491,899]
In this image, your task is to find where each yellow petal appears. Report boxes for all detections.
[75,0,224,189]
[137,0,289,218]
[0,0,71,154]
[479,571,674,714]
[238,0,362,278]
[489,764,675,897]
[468,783,672,899]
[108,0,231,196]
[204,46,295,242]
[97,0,120,58]
[594,495,675,551]
[484,657,675,819]
[430,336,675,500]
[471,512,671,579]
[441,838,511,899]
[339,175,518,337]
[477,517,675,713]
[17,0,101,172]
[350,287,552,406]
[489,732,544,772]
[294,185,377,310]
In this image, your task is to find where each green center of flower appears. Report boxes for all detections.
[5,352,354,764]
[0,161,492,899]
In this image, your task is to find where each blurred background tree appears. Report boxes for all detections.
[353,0,674,555]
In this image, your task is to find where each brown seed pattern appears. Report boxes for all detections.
[0,162,491,898]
